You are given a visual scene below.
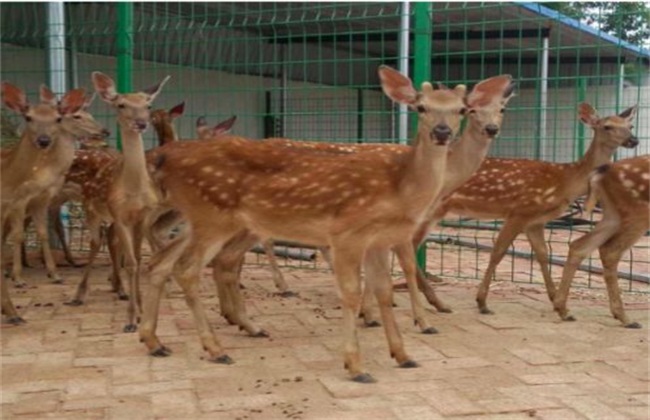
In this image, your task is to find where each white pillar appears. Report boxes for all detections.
[397,1,410,144]
[46,2,67,94]
[539,36,549,161]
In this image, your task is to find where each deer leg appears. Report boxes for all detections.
[67,219,103,306]
[393,243,437,333]
[140,235,190,357]
[262,239,293,296]
[1,261,24,324]
[365,247,416,369]
[524,224,556,301]
[32,205,63,284]
[8,209,29,288]
[553,216,619,322]
[476,218,524,314]
[410,223,451,312]
[330,244,373,382]
[112,222,140,332]
[49,203,77,267]
[106,224,127,300]
[360,277,380,327]
[599,228,645,329]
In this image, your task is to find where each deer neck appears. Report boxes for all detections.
[155,122,177,146]
[444,121,493,196]
[398,127,449,211]
[566,129,618,197]
[117,126,150,190]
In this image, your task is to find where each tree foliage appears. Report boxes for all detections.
[543,2,650,47]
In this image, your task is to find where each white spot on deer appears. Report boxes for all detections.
[641,173,649,181]
[215,171,223,177]
[181,158,197,166]
[638,184,646,191]
[209,186,219,192]
[543,186,557,196]
[198,180,206,187]
[202,195,210,202]
[631,189,640,198]
[227,178,235,184]
[545,195,556,203]
[187,178,195,185]
[201,166,214,173]
[219,193,229,201]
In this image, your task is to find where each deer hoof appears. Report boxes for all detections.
[437,307,453,314]
[364,320,381,328]
[64,299,84,307]
[399,360,419,368]
[6,316,26,325]
[123,324,137,333]
[212,354,234,365]
[352,373,376,384]
[625,322,642,329]
[14,281,28,289]
[421,327,438,335]
[150,346,172,357]
[563,314,577,322]
[479,308,494,315]
[117,292,129,301]
[251,329,270,338]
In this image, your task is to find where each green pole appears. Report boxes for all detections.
[412,2,432,272]
[116,2,133,151]
[576,78,586,160]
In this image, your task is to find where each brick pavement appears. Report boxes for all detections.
[1,259,649,419]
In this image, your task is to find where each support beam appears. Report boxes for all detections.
[397,1,410,144]
[116,2,134,151]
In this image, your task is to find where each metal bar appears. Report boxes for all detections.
[412,2,432,272]
[576,78,587,160]
[46,2,67,94]
[356,89,363,141]
[537,35,549,161]
[397,0,410,144]
[250,245,317,262]
[116,2,134,151]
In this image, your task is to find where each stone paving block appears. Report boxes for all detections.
[9,390,61,416]
[112,379,193,397]
[556,395,629,420]
[66,377,110,399]
[578,361,649,394]
[533,408,586,420]
[62,397,119,411]
[108,396,152,420]
[199,392,285,412]
[617,405,650,419]
[391,405,445,420]
[520,372,597,385]
[507,347,559,365]
[150,389,198,417]
[418,388,487,416]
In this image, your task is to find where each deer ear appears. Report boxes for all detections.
[578,102,599,127]
[211,115,237,136]
[142,75,171,101]
[169,101,185,119]
[58,88,87,115]
[92,72,118,102]
[378,65,418,105]
[196,115,207,129]
[618,105,637,121]
[1,82,30,114]
[40,84,58,106]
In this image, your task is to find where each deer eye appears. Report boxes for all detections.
[147,105,152,110]
[500,108,505,114]
[460,107,467,115]
[416,105,426,113]
[74,115,82,120]
[25,116,33,122]
[118,104,126,109]
[604,126,612,130]
[469,109,477,114]
[56,117,63,123]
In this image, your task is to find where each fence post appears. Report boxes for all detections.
[116,2,133,151]
[576,78,586,160]
[412,2,432,273]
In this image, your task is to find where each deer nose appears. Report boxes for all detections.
[35,135,52,149]
[101,128,111,138]
[485,124,499,136]
[135,120,148,131]
[624,135,639,148]
[431,124,452,143]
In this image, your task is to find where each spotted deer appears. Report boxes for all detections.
[21,86,109,272]
[435,102,638,314]
[212,75,516,327]
[139,65,466,382]
[65,72,170,333]
[1,82,89,324]
[553,154,649,327]
[196,115,238,140]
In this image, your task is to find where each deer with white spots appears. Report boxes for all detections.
[139,65,466,382]
[553,154,649,328]
[212,74,516,328]
[65,72,170,333]
[435,102,638,315]
[1,82,91,324]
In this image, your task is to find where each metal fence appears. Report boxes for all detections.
[2,2,648,292]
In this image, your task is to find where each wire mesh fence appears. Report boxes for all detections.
[2,2,648,292]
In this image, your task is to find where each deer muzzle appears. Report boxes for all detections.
[623,135,639,148]
[101,128,111,138]
[485,124,499,137]
[34,135,52,149]
[431,124,452,144]
[134,119,149,132]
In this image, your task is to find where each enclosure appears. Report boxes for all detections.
[1,1,649,290]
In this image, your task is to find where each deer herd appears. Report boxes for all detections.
[0,66,647,383]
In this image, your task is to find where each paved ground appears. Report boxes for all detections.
[2,255,649,419]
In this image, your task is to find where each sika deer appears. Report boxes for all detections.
[66,72,170,333]
[139,65,466,382]
[436,102,638,314]
[553,154,649,327]
[1,82,88,323]
[212,74,515,328]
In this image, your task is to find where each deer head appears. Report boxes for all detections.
[464,75,516,138]
[378,65,466,145]
[151,101,185,146]
[196,115,237,140]
[579,103,638,149]
[40,85,110,141]
[2,81,87,150]
[92,72,171,133]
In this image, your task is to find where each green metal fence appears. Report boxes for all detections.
[2,2,648,292]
